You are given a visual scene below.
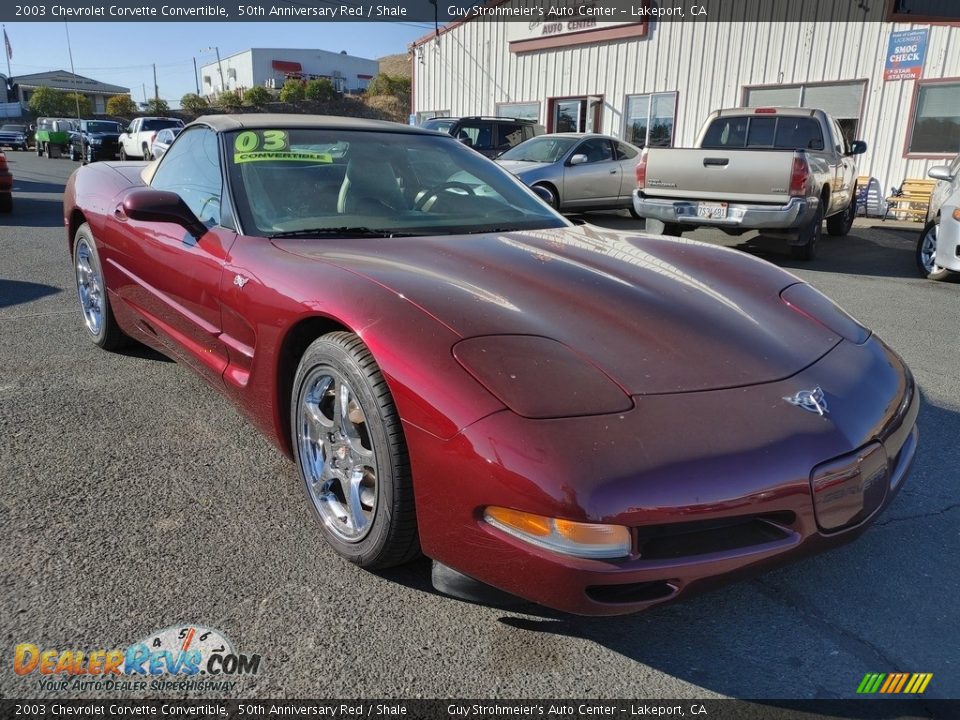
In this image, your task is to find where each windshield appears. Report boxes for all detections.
[86,121,121,133]
[498,136,578,163]
[142,119,183,131]
[421,119,456,134]
[226,128,568,237]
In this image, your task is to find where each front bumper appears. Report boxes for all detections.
[408,335,918,615]
[633,191,816,231]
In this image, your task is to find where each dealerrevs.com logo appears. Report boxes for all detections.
[14,625,261,693]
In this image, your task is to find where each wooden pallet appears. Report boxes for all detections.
[883,179,935,221]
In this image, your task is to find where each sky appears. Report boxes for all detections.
[1,22,428,106]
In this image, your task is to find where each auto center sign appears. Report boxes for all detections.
[883,28,929,81]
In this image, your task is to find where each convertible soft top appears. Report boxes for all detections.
[193,113,437,135]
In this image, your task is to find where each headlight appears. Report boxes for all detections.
[453,335,632,418]
[89,138,102,145]
[781,283,870,344]
[484,506,632,559]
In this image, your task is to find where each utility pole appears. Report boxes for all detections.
[203,47,224,93]
[3,24,11,81]
[64,23,81,119]
[192,56,199,94]
[152,63,159,107]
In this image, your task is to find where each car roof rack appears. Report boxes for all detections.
[458,116,536,123]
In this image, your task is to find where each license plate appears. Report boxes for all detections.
[697,202,728,219]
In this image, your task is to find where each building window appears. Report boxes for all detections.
[887,0,960,22]
[907,80,960,155]
[624,92,677,148]
[548,96,603,133]
[743,81,866,145]
[497,102,540,122]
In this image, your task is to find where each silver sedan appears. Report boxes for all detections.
[918,153,960,281]
[496,133,642,216]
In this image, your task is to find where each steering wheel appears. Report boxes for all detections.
[414,181,478,211]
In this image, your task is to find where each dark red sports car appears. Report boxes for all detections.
[64,115,918,616]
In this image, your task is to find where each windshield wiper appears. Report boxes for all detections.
[267,226,418,239]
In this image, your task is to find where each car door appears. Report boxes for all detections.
[111,126,235,384]
[562,137,621,208]
[614,141,640,201]
[830,117,856,213]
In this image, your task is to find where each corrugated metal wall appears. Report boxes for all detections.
[412,8,960,191]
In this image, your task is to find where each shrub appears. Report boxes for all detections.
[28,87,69,117]
[243,85,272,108]
[217,91,242,110]
[144,97,170,114]
[304,78,336,102]
[62,93,92,117]
[278,79,305,103]
[180,93,209,113]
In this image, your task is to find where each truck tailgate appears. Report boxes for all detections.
[642,148,795,204]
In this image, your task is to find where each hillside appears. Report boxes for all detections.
[378,53,411,78]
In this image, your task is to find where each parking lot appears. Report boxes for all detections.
[1,149,958,699]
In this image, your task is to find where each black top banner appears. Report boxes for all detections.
[2,0,958,24]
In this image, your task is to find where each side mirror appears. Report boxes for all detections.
[848,140,867,156]
[123,188,206,237]
[569,154,588,166]
[928,165,954,182]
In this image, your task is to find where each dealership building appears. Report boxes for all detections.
[199,48,379,97]
[410,1,959,195]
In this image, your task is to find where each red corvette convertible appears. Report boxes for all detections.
[64,115,918,615]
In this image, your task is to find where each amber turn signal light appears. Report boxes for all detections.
[484,507,631,560]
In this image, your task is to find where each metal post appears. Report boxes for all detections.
[193,57,200,94]
[64,23,81,119]
[153,63,159,106]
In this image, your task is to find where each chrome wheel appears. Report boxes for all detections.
[297,369,378,543]
[919,222,941,275]
[75,238,103,335]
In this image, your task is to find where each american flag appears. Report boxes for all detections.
[3,28,11,61]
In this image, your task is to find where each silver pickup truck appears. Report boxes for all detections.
[632,107,866,259]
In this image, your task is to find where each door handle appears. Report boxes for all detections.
[113,203,128,221]
[610,169,617,174]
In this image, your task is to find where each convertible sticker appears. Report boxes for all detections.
[233,150,333,164]
[232,129,333,164]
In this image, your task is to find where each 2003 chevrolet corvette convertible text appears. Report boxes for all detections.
[63,114,919,616]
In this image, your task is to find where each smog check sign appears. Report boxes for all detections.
[884,28,928,81]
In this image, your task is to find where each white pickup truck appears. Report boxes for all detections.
[118,117,184,161]
[632,107,867,259]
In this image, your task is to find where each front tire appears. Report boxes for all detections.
[73,224,127,350]
[119,147,128,161]
[916,219,951,281]
[291,332,419,569]
[142,144,152,161]
[826,188,857,236]
[532,182,559,210]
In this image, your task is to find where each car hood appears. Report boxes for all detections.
[273,225,841,395]
[87,132,120,141]
[496,159,553,175]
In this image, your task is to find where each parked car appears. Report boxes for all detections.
[119,117,184,160]
[0,123,29,151]
[420,116,545,158]
[497,133,643,215]
[149,127,181,160]
[633,107,866,260]
[916,154,960,281]
[0,150,12,212]
[65,114,917,616]
[35,118,77,159]
[68,120,125,164]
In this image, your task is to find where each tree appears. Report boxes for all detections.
[304,78,336,102]
[180,93,209,114]
[106,94,138,117]
[365,74,411,110]
[278,78,304,103]
[63,93,92,117]
[217,90,242,110]
[28,87,68,117]
[144,97,170,114]
[243,85,271,108]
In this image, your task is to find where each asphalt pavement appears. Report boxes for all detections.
[1,150,958,700]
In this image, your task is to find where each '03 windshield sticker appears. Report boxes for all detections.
[233,130,332,164]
